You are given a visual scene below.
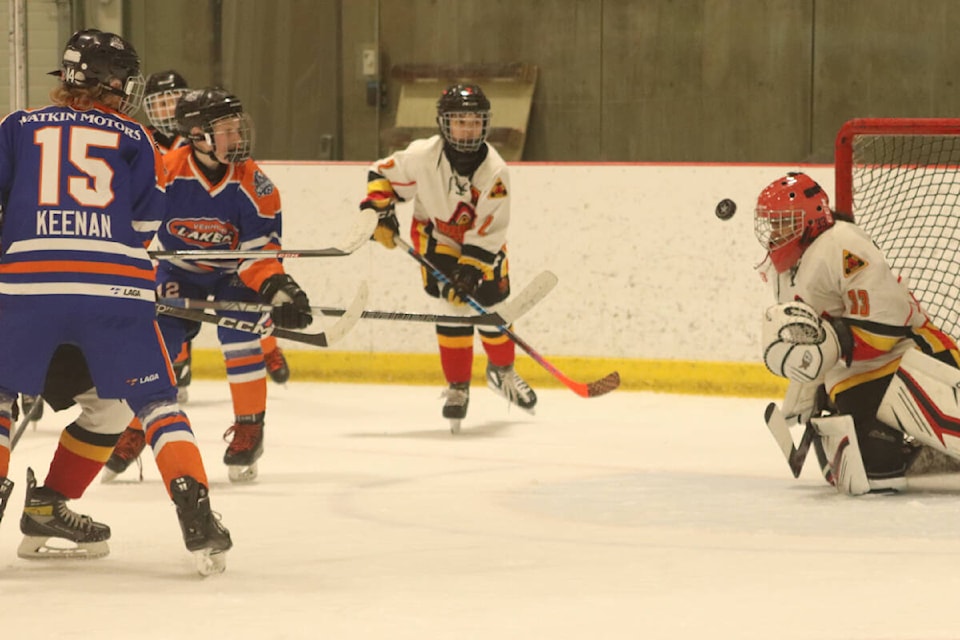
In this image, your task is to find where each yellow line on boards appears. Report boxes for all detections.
[190,349,787,399]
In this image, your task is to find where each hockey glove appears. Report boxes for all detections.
[441,263,483,306]
[259,274,313,329]
[362,201,399,249]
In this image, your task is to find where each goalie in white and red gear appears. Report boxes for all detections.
[755,172,960,494]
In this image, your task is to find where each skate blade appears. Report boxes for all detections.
[449,419,462,434]
[193,548,227,576]
[100,468,120,483]
[227,462,258,483]
[17,535,109,559]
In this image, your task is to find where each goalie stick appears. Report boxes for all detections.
[394,237,620,398]
[150,210,378,261]
[157,270,558,327]
[156,282,368,347]
[764,402,815,477]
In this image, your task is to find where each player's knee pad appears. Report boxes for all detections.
[73,387,133,435]
[762,301,841,384]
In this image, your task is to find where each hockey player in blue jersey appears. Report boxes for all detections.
[0,29,230,573]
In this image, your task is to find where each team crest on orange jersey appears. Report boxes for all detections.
[488,178,508,199]
[842,249,868,277]
[253,170,275,197]
[167,218,239,249]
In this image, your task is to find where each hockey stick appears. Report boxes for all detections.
[394,237,620,398]
[764,402,816,477]
[156,282,368,347]
[150,210,378,261]
[157,270,558,327]
[11,395,44,451]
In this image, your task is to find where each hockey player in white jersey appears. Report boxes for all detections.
[361,83,536,430]
[756,172,960,495]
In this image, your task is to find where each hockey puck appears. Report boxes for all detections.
[715,198,737,221]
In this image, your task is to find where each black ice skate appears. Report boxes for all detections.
[264,345,290,384]
[486,363,538,414]
[0,477,13,524]
[19,467,110,559]
[223,420,264,482]
[170,475,232,576]
[442,382,470,434]
[102,426,146,482]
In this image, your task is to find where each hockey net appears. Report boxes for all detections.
[835,118,960,338]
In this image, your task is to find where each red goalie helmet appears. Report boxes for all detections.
[754,172,835,273]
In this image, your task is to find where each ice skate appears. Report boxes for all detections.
[18,468,110,559]
[486,363,537,414]
[0,477,13,524]
[223,421,264,482]
[170,475,232,576]
[442,382,470,434]
[102,426,146,482]
[264,345,290,384]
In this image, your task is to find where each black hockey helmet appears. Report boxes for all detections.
[145,70,188,96]
[176,87,254,163]
[436,84,491,153]
[144,70,189,135]
[49,29,144,115]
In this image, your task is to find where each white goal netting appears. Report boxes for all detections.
[835,118,960,338]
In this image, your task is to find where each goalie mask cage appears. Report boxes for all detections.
[835,118,960,338]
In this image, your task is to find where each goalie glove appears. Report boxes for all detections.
[259,274,312,329]
[761,301,842,383]
[440,263,483,306]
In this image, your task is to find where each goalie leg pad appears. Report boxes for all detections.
[762,301,841,384]
[812,415,871,496]
[877,348,960,459]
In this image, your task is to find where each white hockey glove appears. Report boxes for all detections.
[762,301,842,384]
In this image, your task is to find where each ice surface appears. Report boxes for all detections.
[3,381,960,639]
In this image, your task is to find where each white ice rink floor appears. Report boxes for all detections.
[3,379,960,639]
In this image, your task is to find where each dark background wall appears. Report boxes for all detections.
[125,0,960,162]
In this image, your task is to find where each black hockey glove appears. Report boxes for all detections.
[361,201,399,249]
[259,274,312,330]
[441,263,483,306]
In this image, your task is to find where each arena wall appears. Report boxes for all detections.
[190,162,837,397]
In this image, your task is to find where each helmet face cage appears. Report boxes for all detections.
[436,84,491,153]
[144,87,189,134]
[438,111,490,153]
[204,112,255,164]
[753,173,833,273]
[117,73,145,116]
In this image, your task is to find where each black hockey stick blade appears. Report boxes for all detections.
[156,282,368,348]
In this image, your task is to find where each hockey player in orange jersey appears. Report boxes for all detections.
[105,87,311,484]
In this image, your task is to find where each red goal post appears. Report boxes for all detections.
[834,118,960,337]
